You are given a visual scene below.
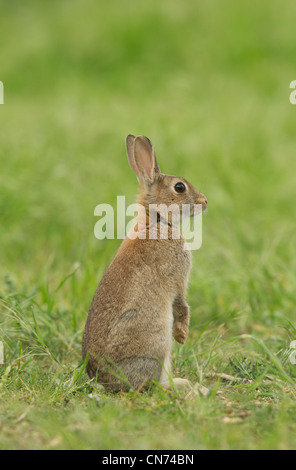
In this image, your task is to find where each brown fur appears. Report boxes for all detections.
[82,135,207,392]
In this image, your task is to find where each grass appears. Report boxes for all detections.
[0,0,296,450]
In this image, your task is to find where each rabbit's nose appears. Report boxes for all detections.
[197,194,208,210]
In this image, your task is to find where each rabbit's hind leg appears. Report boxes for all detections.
[160,377,191,390]
[159,351,191,390]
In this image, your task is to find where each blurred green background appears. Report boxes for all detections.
[0,0,296,450]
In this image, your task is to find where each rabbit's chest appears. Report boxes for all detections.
[163,247,192,282]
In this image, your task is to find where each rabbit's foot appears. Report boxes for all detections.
[160,377,191,391]
[173,321,188,344]
[172,378,191,389]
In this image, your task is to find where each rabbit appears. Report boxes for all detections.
[82,135,207,392]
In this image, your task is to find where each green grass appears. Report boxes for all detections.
[0,0,296,450]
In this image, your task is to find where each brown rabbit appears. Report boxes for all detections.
[82,135,207,392]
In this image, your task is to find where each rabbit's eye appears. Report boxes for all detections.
[174,182,186,193]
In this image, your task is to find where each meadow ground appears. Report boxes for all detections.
[0,0,296,450]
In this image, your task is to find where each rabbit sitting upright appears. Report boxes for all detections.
[82,135,207,392]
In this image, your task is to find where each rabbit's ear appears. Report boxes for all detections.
[133,135,160,184]
[126,135,138,176]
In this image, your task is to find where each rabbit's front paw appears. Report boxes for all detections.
[173,321,188,344]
